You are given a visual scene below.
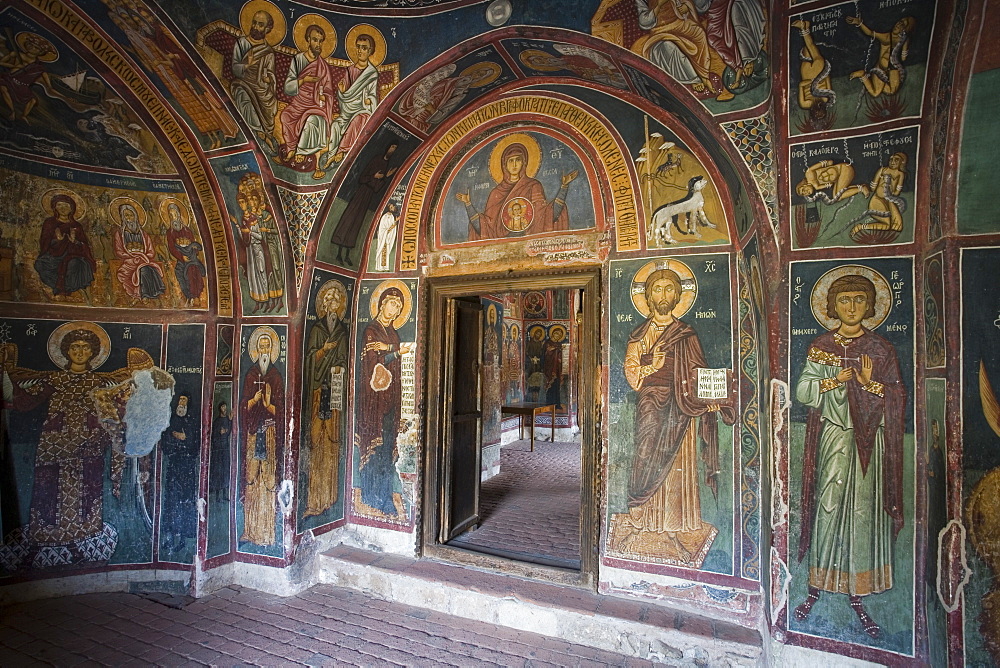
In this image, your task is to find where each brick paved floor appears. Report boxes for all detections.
[1,584,652,667]
[450,440,580,569]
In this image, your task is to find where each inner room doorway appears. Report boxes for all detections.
[422,270,600,587]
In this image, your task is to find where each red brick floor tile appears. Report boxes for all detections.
[3,583,692,667]
[450,441,581,567]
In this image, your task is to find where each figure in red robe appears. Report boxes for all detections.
[165,203,206,306]
[356,288,412,519]
[279,25,336,168]
[456,143,578,241]
[34,194,95,297]
[241,330,285,546]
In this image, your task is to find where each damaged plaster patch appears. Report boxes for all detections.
[278,480,294,514]
[769,546,790,621]
[769,379,789,529]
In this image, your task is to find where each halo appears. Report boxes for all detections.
[809,264,892,331]
[47,321,111,370]
[41,188,86,219]
[523,290,545,315]
[460,61,501,88]
[486,303,498,324]
[503,196,533,232]
[527,324,546,340]
[158,196,190,227]
[247,326,281,363]
[110,196,146,228]
[239,0,286,46]
[293,14,336,59]
[346,24,386,67]
[630,259,698,319]
[519,49,563,72]
[489,132,542,184]
[509,323,520,338]
[369,279,413,330]
[316,279,348,319]
[549,324,567,341]
[16,32,58,63]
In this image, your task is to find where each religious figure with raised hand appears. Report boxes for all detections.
[0,322,174,571]
[34,190,95,300]
[610,261,735,566]
[303,280,349,518]
[112,198,166,304]
[319,27,385,172]
[456,134,578,241]
[356,282,413,520]
[279,15,336,178]
[231,0,283,155]
[163,200,206,307]
[241,327,285,546]
[793,269,906,640]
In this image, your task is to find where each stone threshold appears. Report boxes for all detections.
[318,545,762,664]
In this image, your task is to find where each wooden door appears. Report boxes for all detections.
[440,298,483,542]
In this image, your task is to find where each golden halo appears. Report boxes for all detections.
[158,197,190,227]
[110,196,146,228]
[460,61,501,88]
[489,132,542,184]
[527,324,546,340]
[40,188,86,219]
[509,323,520,338]
[486,303,498,324]
[346,24,386,67]
[47,321,111,370]
[293,14,336,59]
[369,279,413,330]
[549,324,567,341]
[519,49,562,72]
[316,279,348,319]
[630,259,698,319]
[240,0,286,47]
[16,32,58,63]
[503,196,533,232]
[248,326,281,363]
[809,264,892,331]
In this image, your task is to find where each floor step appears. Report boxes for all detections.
[318,545,763,665]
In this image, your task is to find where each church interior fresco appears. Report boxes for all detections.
[0,0,998,664]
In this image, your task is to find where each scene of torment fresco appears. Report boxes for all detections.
[0,0,994,663]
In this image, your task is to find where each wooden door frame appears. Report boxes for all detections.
[421,267,601,589]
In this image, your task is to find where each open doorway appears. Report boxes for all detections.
[422,270,599,587]
[446,288,582,570]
